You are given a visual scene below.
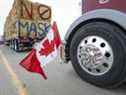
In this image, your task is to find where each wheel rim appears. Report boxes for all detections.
[77,36,114,76]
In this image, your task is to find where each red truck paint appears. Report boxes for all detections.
[82,0,126,14]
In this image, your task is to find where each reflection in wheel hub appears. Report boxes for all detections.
[82,45,103,68]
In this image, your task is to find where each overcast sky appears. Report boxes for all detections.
[0,0,81,39]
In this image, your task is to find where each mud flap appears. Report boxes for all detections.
[59,42,68,64]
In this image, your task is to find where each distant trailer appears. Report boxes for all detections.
[4,0,51,52]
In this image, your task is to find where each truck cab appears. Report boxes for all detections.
[63,0,126,88]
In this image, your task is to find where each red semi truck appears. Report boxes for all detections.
[62,0,126,88]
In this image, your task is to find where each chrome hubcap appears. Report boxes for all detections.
[77,36,113,76]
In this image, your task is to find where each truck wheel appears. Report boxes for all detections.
[9,40,14,49]
[70,21,126,88]
[13,39,19,52]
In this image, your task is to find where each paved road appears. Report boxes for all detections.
[0,45,126,95]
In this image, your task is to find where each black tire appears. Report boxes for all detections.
[70,21,126,88]
[13,39,19,52]
[9,40,13,49]
[4,41,10,46]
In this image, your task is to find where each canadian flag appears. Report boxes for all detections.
[19,21,62,80]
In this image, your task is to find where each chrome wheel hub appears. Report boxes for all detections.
[77,36,113,76]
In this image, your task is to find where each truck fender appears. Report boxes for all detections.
[65,9,126,41]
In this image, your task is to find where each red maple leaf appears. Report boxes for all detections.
[39,21,61,57]
[39,39,55,56]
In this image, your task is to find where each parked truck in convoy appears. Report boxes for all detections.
[61,0,126,88]
[4,0,51,51]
